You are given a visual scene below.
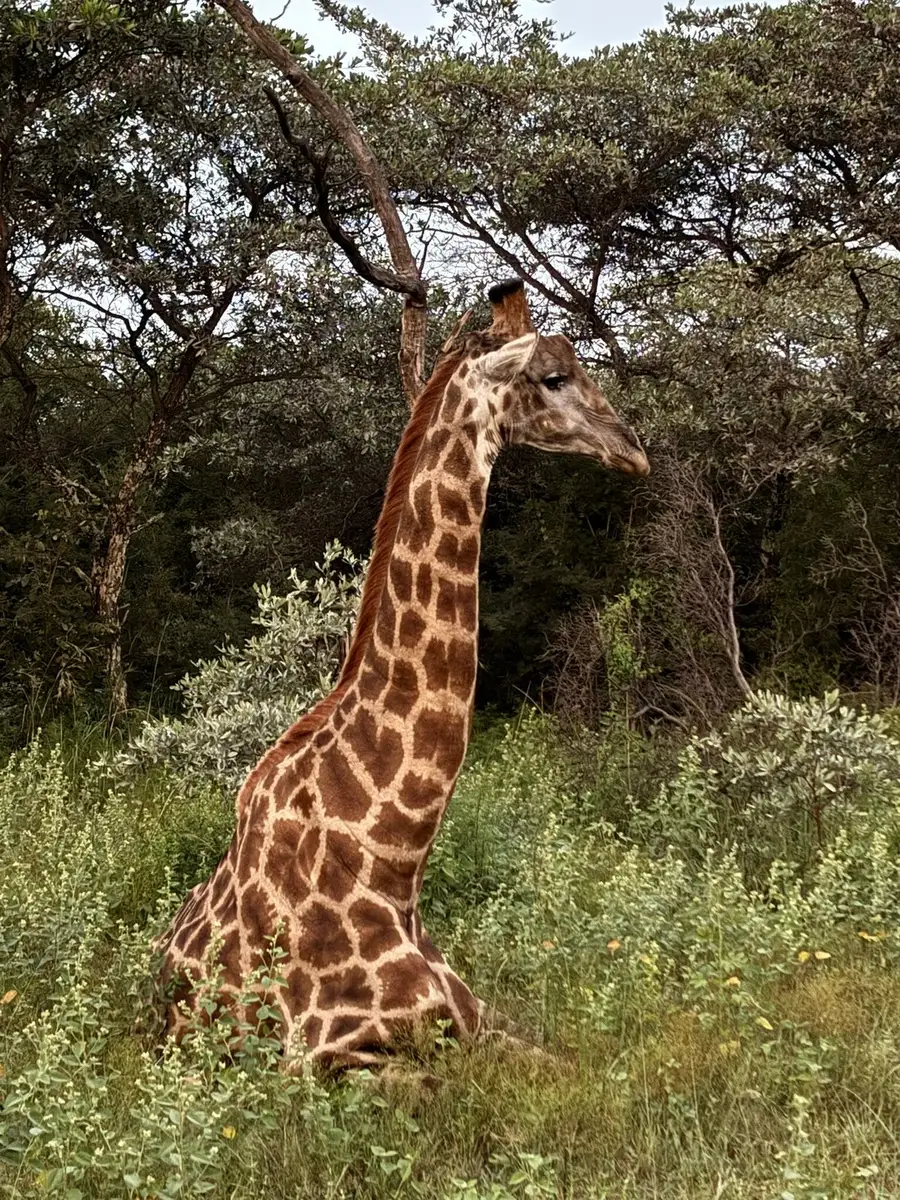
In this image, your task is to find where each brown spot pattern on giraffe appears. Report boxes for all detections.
[349,708,404,788]
[297,901,353,970]
[214,885,239,927]
[436,578,477,628]
[437,483,470,525]
[370,802,435,851]
[318,830,364,903]
[265,819,311,901]
[389,557,413,603]
[272,757,314,808]
[237,826,264,882]
[296,826,321,878]
[316,746,372,821]
[220,928,243,987]
[378,953,438,1010]
[398,609,426,648]
[422,636,475,697]
[368,856,417,905]
[442,382,464,420]
[398,769,446,810]
[303,1013,323,1048]
[327,1013,372,1043]
[421,426,453,469]
[209,864,231,909]
[319,965,375,1010]
[414,707,467,774]
[415,563,433,606]
[375,591,397,646]
[240,882,275,951]
[383,682,417,719]
[286,965,313,1011]
[443,438,472,480]
[357,666,387,703]
[457,535,479,573]
[350,897,405,961]
[435,532,458,565]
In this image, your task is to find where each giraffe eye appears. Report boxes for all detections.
[543,374,567,391]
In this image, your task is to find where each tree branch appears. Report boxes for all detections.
[265,88,417,297]
[215,0,427,405]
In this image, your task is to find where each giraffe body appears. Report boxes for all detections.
[157,283,648,1068]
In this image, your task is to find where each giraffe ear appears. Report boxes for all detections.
[476,333,539,383]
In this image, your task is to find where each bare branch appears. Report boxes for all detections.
[266,88,418,298]
[215,0,427,405]
[708,500,753,698]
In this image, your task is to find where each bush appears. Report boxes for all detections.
[632,690,900,886]
[115,543,364,789]
[3,677,900,1194]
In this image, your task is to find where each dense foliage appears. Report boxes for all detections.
[3,0,900,729]
[1,702,900,1197]
[3,0,900,1195]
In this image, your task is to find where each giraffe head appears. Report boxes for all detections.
[468,279,649,477]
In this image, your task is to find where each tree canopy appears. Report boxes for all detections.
[2,0,900,736]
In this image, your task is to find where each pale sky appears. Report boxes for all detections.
[252,0,683,59]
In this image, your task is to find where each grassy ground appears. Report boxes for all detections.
[1,700,899,1199]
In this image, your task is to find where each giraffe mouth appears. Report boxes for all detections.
[611,449,650,477]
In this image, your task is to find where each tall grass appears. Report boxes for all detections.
[1,697,900,1198]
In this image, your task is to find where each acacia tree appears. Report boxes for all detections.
[1,1,356,714]
[315,0,900,715]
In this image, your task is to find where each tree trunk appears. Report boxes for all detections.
[0,208,15,351]
[91,411,169,719]
[92,344,200,718]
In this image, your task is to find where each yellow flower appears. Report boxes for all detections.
[606,939,622,953]
[222,1126,237,1140]
[858,930,888,942]
[541,940,555,950]
[0,990,16,1005]
[814,950,831,961]
[725,976,741,988]
[755,1017,774,1032]
[797,950,811,963]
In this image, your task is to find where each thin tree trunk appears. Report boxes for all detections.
[709,504,752,699]
[0,208,15,351]
[91,347,200,717]
[91,412,167,719]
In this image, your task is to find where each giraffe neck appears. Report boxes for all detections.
[325,365,497,910]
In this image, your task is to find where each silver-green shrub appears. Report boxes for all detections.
[118,543,364,789]
[632,690,900,884]
[426,705,900,1047]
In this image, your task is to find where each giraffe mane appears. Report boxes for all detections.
[333,349,466,692]
[239,349,465,797]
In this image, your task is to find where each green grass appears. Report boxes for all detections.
[1,702,900,1198]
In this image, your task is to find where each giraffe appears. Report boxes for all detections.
[156,279,649,1069]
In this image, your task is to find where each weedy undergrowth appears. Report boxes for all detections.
[2,688,900,1197]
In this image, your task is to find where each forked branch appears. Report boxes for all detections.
[216,0,427,405]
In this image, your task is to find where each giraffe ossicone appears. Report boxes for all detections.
[156,279,649,1069]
